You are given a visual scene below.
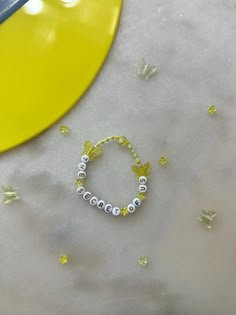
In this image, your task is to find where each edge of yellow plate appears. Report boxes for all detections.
[0,0,123,154]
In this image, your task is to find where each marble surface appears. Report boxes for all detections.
[1,0,236,314]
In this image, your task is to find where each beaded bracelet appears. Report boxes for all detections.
[76,136,150,217]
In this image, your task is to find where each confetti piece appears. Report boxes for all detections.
[59,125,70,135]
[159,156,168,166]
[199,209,216,229]
[137,58,158,80]
[208,105,217,115]
[1,186,20,204]
[59,255,69,265]
[138,256,148,266]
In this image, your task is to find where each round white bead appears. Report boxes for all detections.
[97,200,105,209]
[139,176,147,184]
[139,184,147,193]
[104,204,113,213]
[112,207,121,216]
[81,155,90,163]
[133,198,141,207]
[127,204,136,213]
[76,186,85,195]
[83,191,91,200]
[78,162,87,171]
[77,171,86,179]
[90,196,98,206]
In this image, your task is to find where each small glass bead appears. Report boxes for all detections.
[59,125,69,135]
[138,256,148,267]
[208,105,217,115]
[59,255,69,265]
[75,179,84,187]
[137,193,145,200]
[117,136,129,147]
[121,207,129,217]
[159,156,168,166]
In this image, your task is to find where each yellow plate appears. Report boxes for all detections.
[0,0,122,152]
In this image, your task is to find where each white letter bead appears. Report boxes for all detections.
[77,186,85,195]
[81,155,90,163]
[127,204,136,213]
[133,198,141,207]
[97,200,105,209]
[112,207,121,216]
[90,196,98,206]
[83,191,91,200]
[78,162,87,171]
[104,204,113,213]
[139,184,147,193]
[139,176,147,184]
[77,171,86,179]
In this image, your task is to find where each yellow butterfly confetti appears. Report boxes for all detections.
[137,58,158,80]
[208,105,217,115]
[199,209,216,229]
[83,140,102,161]
[1,186,20,204]
[132,162,151,179]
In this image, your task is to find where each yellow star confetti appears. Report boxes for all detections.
[59,255,69,265]
[137,58,158,80]
[59,125,70,135]
[208,105,217,115]
[138,256,148,266]
[1,186,20,204]
[159,156,168,166]
[137,193,145,200]
[121,207,129,217]
[199,209,216,229]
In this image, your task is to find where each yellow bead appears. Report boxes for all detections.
[138,256,148,266]
[117,136,129,147]
[137,193,145,200]
[75,179,84,187]
[121,207,129,217]
[208,105,216,115]
[159,156,168,166]
[59,125,70,135]
[59,255,69,265]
